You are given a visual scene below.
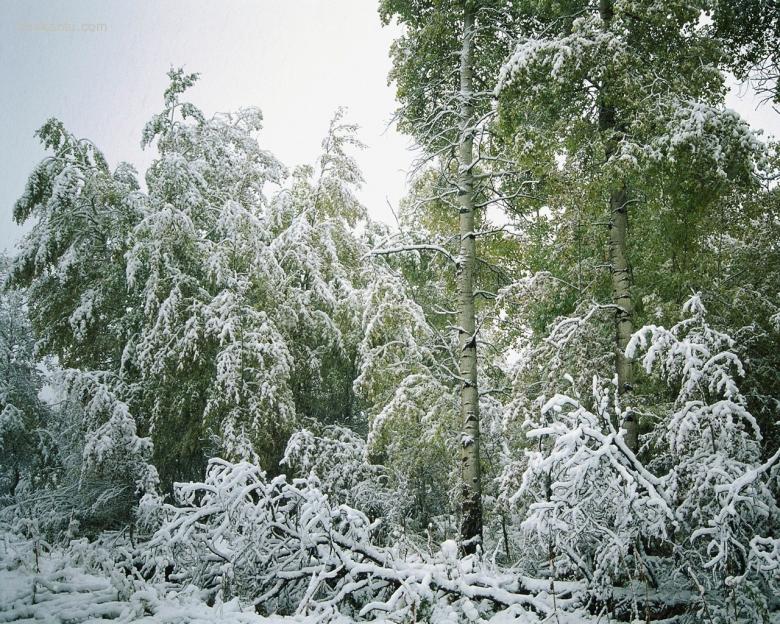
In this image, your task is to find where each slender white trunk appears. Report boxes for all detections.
[609,185,637,450]
[457,3,483,554]
[600,0,637,451]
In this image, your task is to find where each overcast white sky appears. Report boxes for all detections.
[1,1,778,253]
[0,0,414,252]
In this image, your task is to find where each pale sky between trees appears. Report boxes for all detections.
[0,0,776,252]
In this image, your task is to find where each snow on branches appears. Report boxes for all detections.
[502,295,779,619]
[627,296,779,602]
[152,458,564,622]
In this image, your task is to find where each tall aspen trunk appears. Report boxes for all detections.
[608,184,637,450]
[457,3,483,554]
[599,0,638,451]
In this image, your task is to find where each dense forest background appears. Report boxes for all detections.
[1,1,779,623]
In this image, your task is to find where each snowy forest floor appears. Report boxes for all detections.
[0,528,583,624]
[2,528,778,624]
[0,530,322,624]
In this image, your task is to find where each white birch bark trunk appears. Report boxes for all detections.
[457,3,483,554]
[600,0,638,451]
[609,185,637,450]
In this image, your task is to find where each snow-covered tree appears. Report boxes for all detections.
[379,0,533,553]
[496,0,766,452]
[8,69,375,494]
[502,295,779,620]
[267,112,369,431]
[0,255,50,502]
[353,268,459,532]
[8,118,144,372]
[126,69,293,475]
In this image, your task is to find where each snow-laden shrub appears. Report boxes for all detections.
[505,295,779,621]
[150,458,382,616]
[508,376,674,613]
[150,458,561,622]
[628,295,780,621]
[281,424,408,530]
[2,369,161,540]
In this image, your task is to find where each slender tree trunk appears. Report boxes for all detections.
[457,3,483,554]
[599,0,638,451]
[609,184,637,449]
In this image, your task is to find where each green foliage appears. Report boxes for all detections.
[8,71,376,494]
[712,0,780,101]
[9,121,142,371]
[0,255,50,502]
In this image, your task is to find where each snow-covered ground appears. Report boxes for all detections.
[0,529,586,624]
[3,530,778,624]
[0,532,318,624]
